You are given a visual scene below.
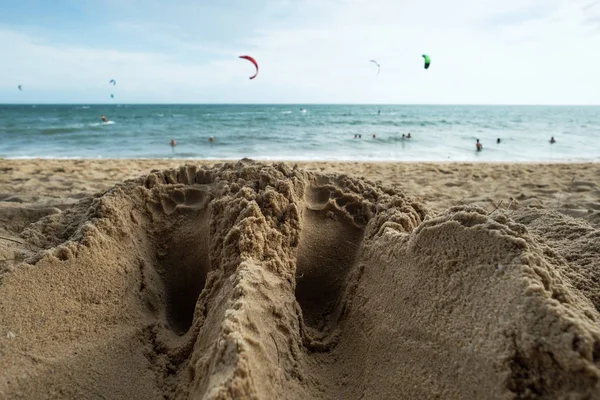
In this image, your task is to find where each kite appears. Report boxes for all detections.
[18,85,22,91]
[110,94,114,99]
[110,79,116,86]
[239,55,259,79]
[370,60,380,75]
[422,54,431,69]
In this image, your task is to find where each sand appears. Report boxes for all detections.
[0,159,599,399]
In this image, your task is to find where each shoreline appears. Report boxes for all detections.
[2,157,600,164]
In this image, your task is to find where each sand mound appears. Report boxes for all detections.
[1,160,599,399]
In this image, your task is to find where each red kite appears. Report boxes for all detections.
[239,55,259,79]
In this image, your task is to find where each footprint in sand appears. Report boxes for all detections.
[295,183,366,336]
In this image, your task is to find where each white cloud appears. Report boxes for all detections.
[1,0,599,104]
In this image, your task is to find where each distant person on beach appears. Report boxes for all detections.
[550,136,556,144]
[476,139,482,151]
[497,138,501,144]
[101,114,108,123]
[407,133,412,139]
[170,138,177,147]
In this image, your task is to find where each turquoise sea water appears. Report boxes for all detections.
[1,104,599,161]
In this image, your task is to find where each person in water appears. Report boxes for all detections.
[401,134,406,140]
[476,139,482,152]
[209,136,215,143]
[550,136,556,144]
[101,114,108,123]
[372,134,376,139]
[170,138,177,147]
[497,138,501,144]
[407,133,412,139]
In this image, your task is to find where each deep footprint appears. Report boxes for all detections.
[295,207,363,332]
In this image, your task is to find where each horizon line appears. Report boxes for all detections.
[2,102,600,107]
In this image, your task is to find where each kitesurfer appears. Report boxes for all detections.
[550,136,556,144]
[101,115,108,123]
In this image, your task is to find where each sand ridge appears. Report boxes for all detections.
[0,160,599,399]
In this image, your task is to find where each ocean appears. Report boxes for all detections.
[1,104,599,162]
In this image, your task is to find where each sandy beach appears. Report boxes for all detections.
[1,159,600,399]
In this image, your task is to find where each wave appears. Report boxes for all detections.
[88,121,115,127]
[39,121,114,134]
[337,119,449,127]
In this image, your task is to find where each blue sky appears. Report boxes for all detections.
[1,0,599,104]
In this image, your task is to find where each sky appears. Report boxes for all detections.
[0,0,599,104]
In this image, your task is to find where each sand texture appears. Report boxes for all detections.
[0,159,600,399]
[2,160,599,229]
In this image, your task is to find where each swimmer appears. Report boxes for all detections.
[476,139,482,152]
[550,136,556,144]
[209,136,215,143]
[407,133,412,139]
[170,138,177,147]
[497,138,501,144]
[402,134,406,140]
[378,110,380,115]
[101,114,108,123]
[372,134,376,139]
